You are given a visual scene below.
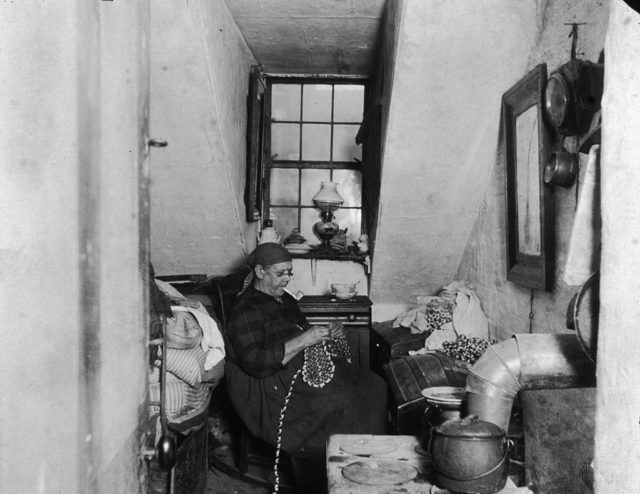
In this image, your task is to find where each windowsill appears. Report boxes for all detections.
[290,251,368,262]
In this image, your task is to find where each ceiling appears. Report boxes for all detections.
[225,0,387,76]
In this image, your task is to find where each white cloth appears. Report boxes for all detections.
[564,144,601,286]
[441,280,489,340]
[171,305,226,370]
[154,279,226,370]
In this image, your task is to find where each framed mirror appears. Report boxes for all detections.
[502,64,554,291]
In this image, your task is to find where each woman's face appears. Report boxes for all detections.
[255,261,293,298]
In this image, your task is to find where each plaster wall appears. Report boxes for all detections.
[456,0,609,340]
[287,259,369,297]
[0,3,84,490]
[0,1,148,492]
[95,3,151,492]
[371,0,538,321]
[594,1,640,490]
[378,0,402,156]
[150,0,257,277]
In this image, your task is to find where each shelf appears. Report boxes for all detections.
[299,295,372,308]
[290,251,368,262]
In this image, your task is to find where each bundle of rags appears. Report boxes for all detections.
[393,281,489,362]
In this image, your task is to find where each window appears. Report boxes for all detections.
[264,80,366,249]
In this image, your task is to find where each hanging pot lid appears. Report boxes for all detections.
[435,415,505,439]
[566,271,599,363]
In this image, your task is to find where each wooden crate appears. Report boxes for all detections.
[521,388,596,493]
[370,320,429,376]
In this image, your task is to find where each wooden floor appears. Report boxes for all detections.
[205,401,297,494]
[205,463,269,494]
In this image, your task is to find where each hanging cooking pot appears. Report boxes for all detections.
[544,150,579,187]
[430,415,513,494]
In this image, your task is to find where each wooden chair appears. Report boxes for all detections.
[205,274,293,484]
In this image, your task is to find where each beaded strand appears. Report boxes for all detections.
[327,337,352,363]
[272,367,301,494]
[302,341,335,388]
[271,336,352,494]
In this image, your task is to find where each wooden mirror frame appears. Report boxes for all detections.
[503,63,554,291]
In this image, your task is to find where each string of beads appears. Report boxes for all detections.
[272,367,301,494]
[272,336,352,493]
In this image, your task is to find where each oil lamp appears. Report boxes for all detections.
[311,181,344,253]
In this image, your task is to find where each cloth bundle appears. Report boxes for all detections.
[393,296,454,334]
[155,279,226,370]
[393,281,488,340]
[394,281,490,359]
[440,280,489,341]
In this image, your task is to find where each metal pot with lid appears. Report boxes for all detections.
[430,415,513,494]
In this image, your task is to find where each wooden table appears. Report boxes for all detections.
[326,434,531,494]
[326,434,433,493]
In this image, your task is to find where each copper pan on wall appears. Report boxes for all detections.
[544,150,579,187]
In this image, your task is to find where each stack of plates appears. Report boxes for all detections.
[420,386,466,406]
[285,243,312,254]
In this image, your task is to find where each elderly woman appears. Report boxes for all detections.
[224,242,387,492]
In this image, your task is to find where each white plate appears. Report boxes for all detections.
[285,243,312,253]
[342,459,417,485]
[420,386,465,405]
[340,437,398,457]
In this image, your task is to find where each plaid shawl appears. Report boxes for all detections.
[225,286,308,378]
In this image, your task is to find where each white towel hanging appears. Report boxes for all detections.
[563,144,601,286]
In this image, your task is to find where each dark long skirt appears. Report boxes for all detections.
[225,356,388,492]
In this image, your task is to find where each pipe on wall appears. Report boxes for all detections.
[466,334,596,431]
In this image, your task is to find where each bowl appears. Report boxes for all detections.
[331,283,358,300]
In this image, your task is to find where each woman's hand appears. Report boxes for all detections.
[282,325,330,365]
[328,321,345,339]
[304,325,331,346]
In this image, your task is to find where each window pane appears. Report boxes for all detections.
[270,168,299,206]
[334,85,364,122]
[333,170,362,207]
[271,123,300,160]
[334,208,362,238]
[271,84,300,121]
[301,123,331,161]
[333,124,361,161]
[270,207,299,243]
[301,168,331,206]
[301,207,321,246]
[303,84,332,122]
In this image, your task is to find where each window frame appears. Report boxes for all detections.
[262,76,369,251]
